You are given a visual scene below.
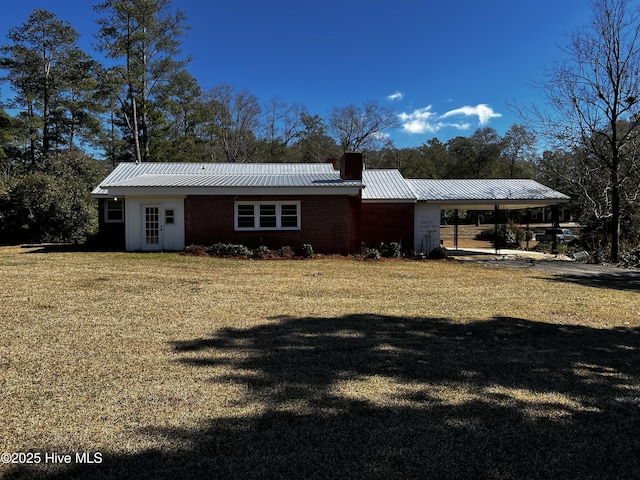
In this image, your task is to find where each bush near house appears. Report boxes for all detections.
[184,243,310,259]
[475,222,527,249]
[184,242,412,261]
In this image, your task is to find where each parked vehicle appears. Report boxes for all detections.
[535,228,578,244]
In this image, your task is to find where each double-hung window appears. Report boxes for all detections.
[105,199,124,223]
[235,202,300,231]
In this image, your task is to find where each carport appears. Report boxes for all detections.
[405,179,571,254]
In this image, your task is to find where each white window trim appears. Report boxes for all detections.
[234,201,301,231]
[104,198,124,223]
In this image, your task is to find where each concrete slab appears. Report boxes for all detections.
[446,247,574,262]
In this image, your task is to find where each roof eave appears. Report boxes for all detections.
[424,198,570,210]
[101,185,363,197]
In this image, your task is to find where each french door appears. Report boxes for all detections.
[142,204,162,250]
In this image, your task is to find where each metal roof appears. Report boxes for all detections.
[406,179,570,209]
[362,169,416,201]
[92,163,570,210]
[93,162,360,195]
[103,173,361,188]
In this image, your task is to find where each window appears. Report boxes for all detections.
[237,204,256,228]
[280,204,299,228]
[235,202,300,231]
[105,199,124,223]
[259,204,277,228]
[165,209,175,225]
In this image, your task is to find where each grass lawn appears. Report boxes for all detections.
[1,245,639,479]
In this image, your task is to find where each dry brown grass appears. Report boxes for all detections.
[1,245,639,479]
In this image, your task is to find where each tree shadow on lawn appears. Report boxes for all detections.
[542,270,640,291]
[10,315,640,480]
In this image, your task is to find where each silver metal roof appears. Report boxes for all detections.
[93,162,360,195]
[362,169,416,201]
[92,162,570,209]
[406,179,570,209]
[103,173,361,188]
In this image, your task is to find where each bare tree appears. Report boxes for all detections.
[328,100,399,153]
[500,124,538,178]
[203,84,261,163]
[524,0,640,262]
[262,98,306,161]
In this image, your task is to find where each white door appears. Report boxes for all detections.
[142,204,163,251]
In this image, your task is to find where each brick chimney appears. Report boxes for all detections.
[326,158,339,170]
[339,152,363,180]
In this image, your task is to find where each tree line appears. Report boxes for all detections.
[0,3,400,167]
[1,0,639,262]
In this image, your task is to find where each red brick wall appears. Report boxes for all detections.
[361,203,415,251]
[348,195,362,253]
[185,195,359,254]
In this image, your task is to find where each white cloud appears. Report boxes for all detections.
[398,103,502,134]
[440,104,502,125]
[398,105,439,133]
[386,91,404,101]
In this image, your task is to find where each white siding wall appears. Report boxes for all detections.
[124,197,185,251]
[414,203,441,253]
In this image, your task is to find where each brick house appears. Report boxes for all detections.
[91,153,570,253]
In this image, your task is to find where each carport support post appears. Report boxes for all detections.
[551,204,559,253]
[494,205,500,255]
[526,208,531,251]
[454,209,459,250]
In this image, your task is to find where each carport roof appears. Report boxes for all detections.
[362,169,416,201]
[406,179,570,210]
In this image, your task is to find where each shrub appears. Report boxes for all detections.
[206,243,253,257]
[379,241,403,258]
[278,246,295,258]
[183,244,208,256]
[251,245,296,259]
[476,222,526,249]
[301,244,314,258]
[474,228,497,241]
[413,251,429,260]
[620,246,640,268]
[428,246,448,259]
[253,245,272,258]
[359,244,381,260]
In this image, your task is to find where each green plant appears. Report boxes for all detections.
[619,246,640,268]
[183,244,207,255]
[379,242,403,258]
[254,245,272,256]
[476,222,526,249]
[428,246,448,259]
[301,244,314,258]
[359,243,381,260]
[206,243,253,257]
[474,228,497,241]
[278,246,295,258]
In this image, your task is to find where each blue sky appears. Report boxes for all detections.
[0,0,594,148]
